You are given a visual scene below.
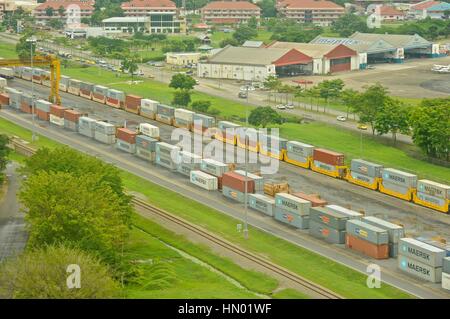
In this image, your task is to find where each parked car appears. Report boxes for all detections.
[357,123,368,130]
[276,104,286,110]
[238,91,248,99]
[240,85,255,91]
[336,115,347,122]
[285,102,294,109]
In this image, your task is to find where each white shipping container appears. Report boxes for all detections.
[49,114,64,126]
[442,272,450,291]
[201,158,229,177]
[190,171,218,191]
[139,123,160,138]
[174,108,195,122]
[35,99,52,112]
[417,180,450,199]
[141,98,159,112]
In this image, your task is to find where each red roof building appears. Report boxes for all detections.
[410,0,441,18]
[201,1,261,25]
[375,5,405,21]
[121,0,177,17]
[34,0,95,24]
[276,0,344,26]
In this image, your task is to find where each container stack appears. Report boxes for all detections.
[41,70,51,87]
[346,219,389,259]
[200,158,229,189]
[20,94,33,114]
[116,128,137,153]
[106,89,125,109]
[398,238,445,283]
[5,88,21,109]
[140,99,159,120]
[274,193,311,229]
[135,135,158,161]
[35,99,52,121]
[380,168,417,198]
[156,104,175,125]
[49,104,66,127]
[13,66,23,78]
[94,121,116,144]
[222,171,255,203]
[21,67,32,81]
[259,134,288,159]
[155,142,180,170]
[416,238,450,257]
[349,159,383,187]
[237,128,259,151]
[285,141,314,167]
[139,123,160,139]
[78,116,98,138]
[312,148,345,177]
[79,82,94,99]
[125,94,142,114]
[416,180,450,211]
[292,192,327,207]
[32,68,43,83]
[363,216,405,257]
[177,151,202,176]
[263,180,289,197]
[193,113,215,135]
[59,76,70,92]
[217,121,241,144]
[309,206,350,244]
[234,170,264,194]
[248,193,275,216]
[0,92,9,107]
[326,205,363,220]
[174,108,195,130]
[92,85,108,103]
[443,257,450,290]
[63,109,83,131]
[68,79,81,95]
[190,170,218,191]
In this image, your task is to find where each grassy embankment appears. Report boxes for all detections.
[0,117,413,299]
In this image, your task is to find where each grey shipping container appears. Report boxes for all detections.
[346,219,389,245]
[248,193,275,217]
[35,100,52,112]
[416,192,447,207]
[287,141,314,158]
[156,142,180,159]
[363,216,405,244]
[177,163,197,176]
[286,152,309,164]
[381,181,411,195]
[351,159,383,177]
[156,155,177,170]
[157,104,175,116]
[136,135,158,152]
[94,131,116,144]
[399,238,445,267]
[116,140,136,154]
[381,168,417,188]
[389,243,399,258]
[201,158,229,177]
[398,256,442,283]
[309,220,346,244]
[417,180,449,199]
[218,121,240,130]
[222,185,246,203]
[309,206,350,231]
[444,257,450,274]
[416,238,450,257]
[79,125,95,138]
[64,119,78,131]
[260,135,288,151]
[193,114,215,128]
[95,122,116,135]
[274,207,309,229]
[350,171,377,185]
[136,148,156,162]
[275,193,311,216]
[234,170,264,193]
[326,205,363,219]
[313,160,337,172]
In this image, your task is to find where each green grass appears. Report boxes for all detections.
[0,42,19,59]
[273,288,309,299]
[0,116,414,299]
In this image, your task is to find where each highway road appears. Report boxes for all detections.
[1,83,449,298]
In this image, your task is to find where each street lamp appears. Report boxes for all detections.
[26,36,37,142]
[243,83,250,240]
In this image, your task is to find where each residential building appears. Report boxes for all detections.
[410,0,441,19]
[120,0,177,17]
[276,0,345,26]
[201,1,261,25]
[33,0,94,25]
[426,2,450,18]
[375,5,406,21]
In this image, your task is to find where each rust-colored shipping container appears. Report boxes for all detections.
[222,171,255,193]
[20,102,32,114]
[36,109,50,121]
[116,127,137,144]
[217,176,223,190]
[313,148,344,166]
[346,234,389,259]
[125,95,141,114]
[0,93,9,106]
[50,104,66,118]
[64,109,82,122]
[292,192,328,207]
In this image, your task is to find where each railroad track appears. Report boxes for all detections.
[132,197,343,299]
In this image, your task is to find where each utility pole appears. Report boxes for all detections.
[27,36,37,142]
[243,84,250,240]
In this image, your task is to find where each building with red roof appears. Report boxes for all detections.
[374,5,405,21]
[120,0,177,17]
[276,0,345,26]
[410,0,442,19]
[201,1,261,25]
[33,0,94,24]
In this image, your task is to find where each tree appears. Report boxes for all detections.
[121,55,139,82]
[45,6,54,17]
[191,100,211,113]
[258,0,277,17]
[409,98,450,160]
[58,5,65,17]
[0,245,121,299]
[247,16,258,29]
[332,13,368,37]
[315,79,345,111]
[48,18,64,30]
[374,98,410,144]
[219,38,240,48]
[340,88,360,118]
[0,134,10,185]
[16,31,36,60]
[169,73,197,91]
[232,25,258,44]
[248,106,283,127]
[172,91,191,107]
[263,75,282,102]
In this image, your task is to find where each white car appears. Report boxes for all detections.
[240,85,255,91]
[276,104,286,110]
[336,115,347,122]
[285,103,294,109]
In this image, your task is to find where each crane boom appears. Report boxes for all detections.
[0,55,61,105]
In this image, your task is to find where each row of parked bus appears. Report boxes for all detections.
[8,66,450,214]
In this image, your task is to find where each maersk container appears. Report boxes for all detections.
[222,185,246,203]
[309,206,350,231]
[156,154,178,170]
[416,192,447,207]
[139,123,159,139]
[399,238,445,267]
[398,256,442,283]
[78,117,97,138]
[201,158,229,177]
[177,151,201,176]
[95,121,116,135]
[260,135,288,152]
[156,142,180,160]
[380,181,411,196]
[309,220,346,244]
[444,257,450,274]
[346,219,389,245]
[193,113,215,128]
[389,243,399,258]
[35,99,52,112]
[94,131,116,144]
[248,193,275,217]
[136,148,155,162]
[116,140,136,154]
[351,159,383,177]
[234,170,264,193]
[417,180,449,199]
[350,171,377,185]
[382,168,417,188]
[190,171,218,191]
[275,193,311,216]
[136,135,158,152]
[416,238,450,257]
[274,207,309,229]
[363,216,405,244]
[287,141,314,158]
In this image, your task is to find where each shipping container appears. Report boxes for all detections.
[59,76,70,92]
[156,142,180,160]
[217,121,240,144]
[50,114,64,127]
[310,206,349,230]
[381,168,417,188]
[346,234,389,259]
[346,219,389,245]
[64,119,78,131]
[399,238,445,267]
[156,104,175,125]
[156,154,178,170]
[380,181,412,198]
[139,123,160,139]
[414,192,448,212]
[32,68,43,83]
[259,134,288,158]
[116,140,136,153]
[140,99,159,119]
[312,160,346,178]
[442,272,450,290]
[190,171,218,191]
[41,70,51,87]
[68,79,81,95]
[0,93,9,106]
[20,94,32,113]
[309,220,346,244]
[95,121,116,135]
[136,135,158,152]
[389,243,399,258]
[417,180,449,199]
[248,193,275,216]
[0,67,14,79]
[106,89,125,108]
[36,109,49,121]
[78,116,97,138]
[49,104,65,118]
[177,151,202,176]
[193,114,215,133]
[116,128,137,144]
[6,88,21,109]
[444,257,450,274]
[234,170,264,193]
[287,141,314,158]
[351,159,383,177]
[292,192,327,207]
[218,121,241,131]
[21,67,32,81]
[13,66,23,78]
[125,94,142,114]
[349,171,377,186]
[236,128,259,151]
[263,180,289,197]
[274,207,310,229]
[222,172,255,194]
[136,148,155,162]
[363,216,405,244]
[222,185,248,203]
[313,149,344,166]
[398,256,442,283]
[201,158,229,177]
[275,193,311,216]
[416,238,450,257]
[35,99,52,112]
[174,108,195,129]
[79,82,94,99]
[94,131,116,144]
[92,85,108,103]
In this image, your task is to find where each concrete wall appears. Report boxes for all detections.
[197,63,275,81]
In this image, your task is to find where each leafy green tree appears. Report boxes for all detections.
[374,98,410,144]
[121,55,139,82]
[191,100,211,113]
[247,16,258,29]
[340,88,360,118]
[0,134,10,185]
[45,7,54,17]
[48,18,64,30]
[332,13,368,37]
[258,0,277,17]
[58,5,65,17]
[15,31,36,60]
[0,245,121,299]
[248,106,283,127]
[269,20,323,43]
[219,37,240,48]
[169,73,197,91]
[409,98,450,160]
[233,25,258,44]
[172,91,191,107]
[263,75,282,102]
[315,79,345,111]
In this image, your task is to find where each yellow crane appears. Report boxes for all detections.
[0,55,61,105]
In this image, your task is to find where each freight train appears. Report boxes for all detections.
[3,67,449,214]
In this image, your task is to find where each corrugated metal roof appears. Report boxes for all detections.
[350,32,431,49]
[242,40,264,48]
[427,2,450,11]
[207,46,290,66]
[267,42,339,58]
